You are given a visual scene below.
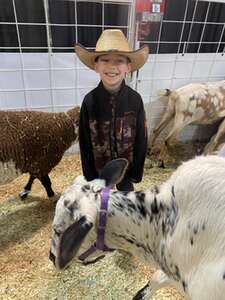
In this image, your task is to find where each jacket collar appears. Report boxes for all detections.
[97,80,126,98]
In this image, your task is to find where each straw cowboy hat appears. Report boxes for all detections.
[75,29,149,72]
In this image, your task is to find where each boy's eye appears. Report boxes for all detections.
[116,59,125,64]
[99,57,127,65]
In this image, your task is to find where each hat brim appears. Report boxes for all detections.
[75,44,149,72]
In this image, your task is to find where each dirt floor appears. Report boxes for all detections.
[0,154,185,300]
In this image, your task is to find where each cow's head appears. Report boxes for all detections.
[49,159,128,269]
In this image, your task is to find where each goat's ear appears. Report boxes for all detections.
[99,158,129,187]
[56,216,93,269]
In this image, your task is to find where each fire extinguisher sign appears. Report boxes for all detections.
[152,3,160,13]
[150,0,165,14]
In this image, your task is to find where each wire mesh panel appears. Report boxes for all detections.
[136,0,225,141]
[1,0,225,143]
[0,0,134,112]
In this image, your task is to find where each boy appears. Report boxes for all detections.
[75,29,149,191]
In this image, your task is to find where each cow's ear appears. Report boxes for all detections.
[99,158,129,187]
[56,216,93,269]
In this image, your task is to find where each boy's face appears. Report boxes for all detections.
[94,53,131,92]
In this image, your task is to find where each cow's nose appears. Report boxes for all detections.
[49,250,56,266]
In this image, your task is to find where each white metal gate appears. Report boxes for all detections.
[0,0,225,145]
[135,0,225,141]
[0,0,135,111]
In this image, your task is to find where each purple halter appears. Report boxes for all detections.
[78,187,114,262]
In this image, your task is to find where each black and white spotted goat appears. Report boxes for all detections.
[50,155,225,300]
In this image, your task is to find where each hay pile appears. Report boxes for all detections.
[148,141,206,168]
[0,154,184,300]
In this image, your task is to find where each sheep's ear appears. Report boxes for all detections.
[57,216,93,269]
[99,158,129,187]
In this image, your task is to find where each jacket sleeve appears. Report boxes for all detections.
[129,98,148,183]
[79,100,99,181]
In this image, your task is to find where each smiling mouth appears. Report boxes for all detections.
[105,73,118,77]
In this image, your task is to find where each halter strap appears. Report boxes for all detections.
[78,187,114,261]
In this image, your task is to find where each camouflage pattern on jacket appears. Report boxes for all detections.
[79,81,147,182]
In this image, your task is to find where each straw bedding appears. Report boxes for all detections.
[0,153,184,300]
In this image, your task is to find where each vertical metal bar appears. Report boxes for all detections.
[75,0,78,44]
[185,0,198,54]
[126,0,135,87]
[146,5,164,134]
[197,2,210,53]
[75,0,79,106]
[189,1,211,80]
[148,13,163,98]
[207,23,225,80]
[43,0,54,111]
[128,0,136,47]
[43,0,52,52]
[12,0,28,108]
[216,23,225,54]
[102,0,105,32]
[177,0,189,54]
[170,0,189,89]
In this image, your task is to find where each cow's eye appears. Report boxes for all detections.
[82,184,90,192]
[54,228,61,236]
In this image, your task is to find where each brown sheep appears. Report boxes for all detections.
[0,107,80,199]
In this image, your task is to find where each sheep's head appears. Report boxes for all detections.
[49,158,128,270]
[67,106,80,140]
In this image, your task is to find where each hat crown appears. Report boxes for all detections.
[95,29,131,52]
[74,29,149,71]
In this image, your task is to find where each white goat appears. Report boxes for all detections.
[150,80,225,160]
[50,156,225,300]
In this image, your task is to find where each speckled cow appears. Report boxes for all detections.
[49,156,225,300]
[149,80,225,158]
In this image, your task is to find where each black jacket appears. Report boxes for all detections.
[79,81,148,182]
